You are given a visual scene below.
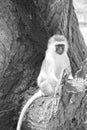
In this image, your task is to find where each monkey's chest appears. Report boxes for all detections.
[55,64,62,79]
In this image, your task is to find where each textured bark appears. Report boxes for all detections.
[0,0,87,130]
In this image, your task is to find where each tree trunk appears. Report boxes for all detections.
[0,0,87,130]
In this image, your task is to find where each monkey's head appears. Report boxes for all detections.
[48,34,68,55]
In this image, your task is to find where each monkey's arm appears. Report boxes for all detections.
[55,66,65,95]
[16,90,44,130]
[64,55,73,78]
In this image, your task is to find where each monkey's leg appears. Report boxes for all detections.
[53,69,64,108]
[54,69,64,95]
[55,66,70,95]
[40,80,56,96]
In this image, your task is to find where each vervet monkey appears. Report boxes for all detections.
[16,34,73,130]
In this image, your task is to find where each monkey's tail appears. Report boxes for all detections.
[16,90,44,130]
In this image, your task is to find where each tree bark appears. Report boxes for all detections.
[0,0,87,130]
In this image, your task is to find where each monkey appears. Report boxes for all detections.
[16,34,73,130]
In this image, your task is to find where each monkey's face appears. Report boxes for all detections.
[55,44,65,55]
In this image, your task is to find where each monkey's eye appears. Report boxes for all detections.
[55,44,64,50]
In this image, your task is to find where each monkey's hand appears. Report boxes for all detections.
[63,66,73,79]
